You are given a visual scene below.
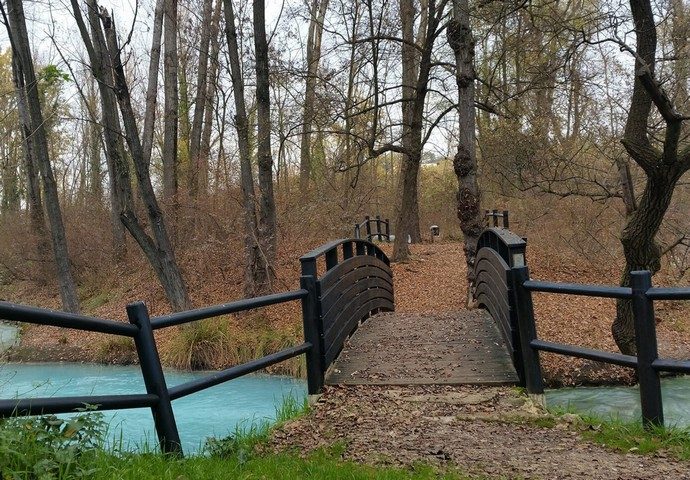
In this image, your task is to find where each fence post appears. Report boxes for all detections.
[503,210,509,229]
[127,302,182,455]
[354,223,360,239]
[631,270,663,428]
[511,266,544,395]
[300,258,325,395]
[384,219,390,241]
[375,215,382,241]
[365,215,372,240]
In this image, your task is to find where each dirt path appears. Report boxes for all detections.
[270,385,690,479]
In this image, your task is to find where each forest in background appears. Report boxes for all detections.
[0,0,689,365]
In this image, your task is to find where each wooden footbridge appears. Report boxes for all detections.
[300,227,526,390]
[5,219,690,456]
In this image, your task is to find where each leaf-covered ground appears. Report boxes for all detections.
[270,384,690,479]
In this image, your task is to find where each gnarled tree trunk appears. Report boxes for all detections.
[448,0,482,306]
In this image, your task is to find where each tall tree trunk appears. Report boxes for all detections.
[163,0,179,201]
[449,0,482,306]
[72,0,191,311]
[613,0,690,353]
[253,0,277,269]
[391,0,440,261]
[299,0,330,194]
[9,43,45,246]
[223,0,271,296]
[198,0,222,196]
[4,0,80,313]
[189,0,214,198]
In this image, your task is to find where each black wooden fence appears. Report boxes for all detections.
[354,215,391,242]
[0,239,393,455]
[475,223,690,429]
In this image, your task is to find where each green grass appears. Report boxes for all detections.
[0,397,473,480]
[547,405,690,460]
[579,417,690,460]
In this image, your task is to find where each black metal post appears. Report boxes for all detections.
[300,274,325,394]
[384,219,390,241]
[511,266,544,394]
[503,210,509,229]
[127,302,182,455]
[376,215,382,241]
[354,223,360,239]
[631,271,663,428]
[365,215,372,240]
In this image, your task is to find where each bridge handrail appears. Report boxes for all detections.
[0,239,390,456]
[300,238,390,276]
[353,215,391,242]
[300,238,394,377]
[513,265,690,429]
[477,227,526,268]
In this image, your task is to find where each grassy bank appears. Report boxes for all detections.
[0,397,469,480]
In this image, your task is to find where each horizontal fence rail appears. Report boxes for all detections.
[514,266,690,428]
[0,238,394,456]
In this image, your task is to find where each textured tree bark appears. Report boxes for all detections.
[9,45,47,256]
[5,0,80,313]
[299,0,330,194]
[198,0,223,196]
[162,0,179,201]
[253,0,277,269]
[613,0,690,354]
[448,0,482,306]
[390,0,440,261]
[142,0,165,168]
[188,0,214,198]
[223,0,272,296]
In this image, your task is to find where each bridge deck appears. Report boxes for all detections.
[326,310,519,385]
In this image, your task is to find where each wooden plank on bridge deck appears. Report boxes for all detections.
[325,310,519,386]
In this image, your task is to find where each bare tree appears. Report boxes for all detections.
[253,0,277,266]
[71,0,191,311]
[299,0,330,193]
[613,0,690,353]
[163,0,179,202]
[3,0,80,313]
[223,0,273,295]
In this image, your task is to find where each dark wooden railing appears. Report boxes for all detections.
[0,239,393,455]
[300,238,394,389]
[354,215,391,242]
[474,227,527,383]
[485,209,510,228]
[514,267,690,428]
[476,223,690,429]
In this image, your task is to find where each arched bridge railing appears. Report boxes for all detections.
[0,239,393,456]
[476,222,690,429]
[474,228,527,383]
[300,238,394,391]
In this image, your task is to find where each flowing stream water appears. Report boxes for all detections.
[0,362,306,454]
[546,376,690,428]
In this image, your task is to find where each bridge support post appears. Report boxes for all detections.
[127,302,182,455]
[300,269,325,394]
[631,271,664,428]
[512,266,544,395]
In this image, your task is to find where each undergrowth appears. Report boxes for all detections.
[161,315,304,375]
